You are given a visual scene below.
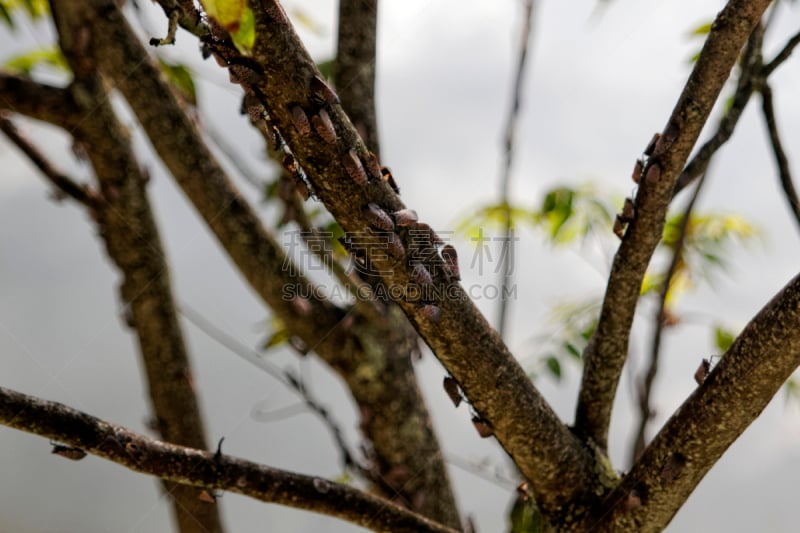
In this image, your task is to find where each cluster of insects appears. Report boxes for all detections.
[614,128,677,239]
[222,58,459,323]
[361,202,461,321]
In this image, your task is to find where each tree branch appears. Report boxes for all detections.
[334,0,380,154]
[0,115,96,206]
[631,174,706,463]
[29,14,224,527]
[333,1,460,524]
[672,23,764,196]
[762,29,800,76]
[579,270,800,531]
[574,0,771,451]
[0,386,458,533]
[52,2,462,525]
[237,0,605,519]
[497,0,535,339]
[760,82,800,232]
[0,72,81,129]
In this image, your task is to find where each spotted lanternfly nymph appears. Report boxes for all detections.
[364,203,395,231]
[416,222,444,246]
[387,232,405,259]
[625,489,643,510]
[227,64,260,88]
[312,109,337,144]
[632,158,644,184]
[363,151,382,180]
[309,74,340,107]
[613,216,626,240]
[654,123,679,157]
[343,149,368,186]
[381,166,400,194]
[620,197,636,222]
[471,416,494,438]
[516,482,531,502]
[246,103,266,123]
[198,490,218,503]
[694,358,711,385]
[644,132,661,157]
[660,452,686,483]
[410,261,433,286]
[282,153,298,174]
[443,376,461,407]
[392,209,418,227]
[51,444,87,461]
[290,106,311,136]
[419,303,442,322]
[645,163,661,184]
[441,244,460,280]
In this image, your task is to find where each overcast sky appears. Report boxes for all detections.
[2,0,800,531]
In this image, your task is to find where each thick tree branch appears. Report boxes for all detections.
[231,1,606,519]
[575,0,771,451]
[0,386,458,533]
[333,0,460,524]
[760,82,800,232]
[578,270,800,531]
[32,13,223,527]
[53,1,461,525]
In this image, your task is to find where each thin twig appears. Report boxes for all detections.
[763,29,800,76]
[0,386,458,533]
[497,0,535,338]
[760,82,800,233]
[673,23,764,196]
[631,173,706,463]
[179,303,364,473]
[0,115,95,206]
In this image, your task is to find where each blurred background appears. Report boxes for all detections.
[1,0,800,531]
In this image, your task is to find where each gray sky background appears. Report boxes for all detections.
[2,0,800,531]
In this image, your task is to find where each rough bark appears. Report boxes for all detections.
[240,0,605,518]
[18,6,225,528]
[577,271,800,531]
[575,0,772,452]
[49,0,460,525]
[335,0,380,154]
[0,386,457,533]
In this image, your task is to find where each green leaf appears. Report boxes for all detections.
[689,21,713,36]
[201,0,248,31]
[509,495,546,533]
[453,202,533,241]
[3,46,68,74]
[158,60,197,106]
[564,342,582,360]
[231,6,255,55]
[545,357,562,380]
[713,325,736,353]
